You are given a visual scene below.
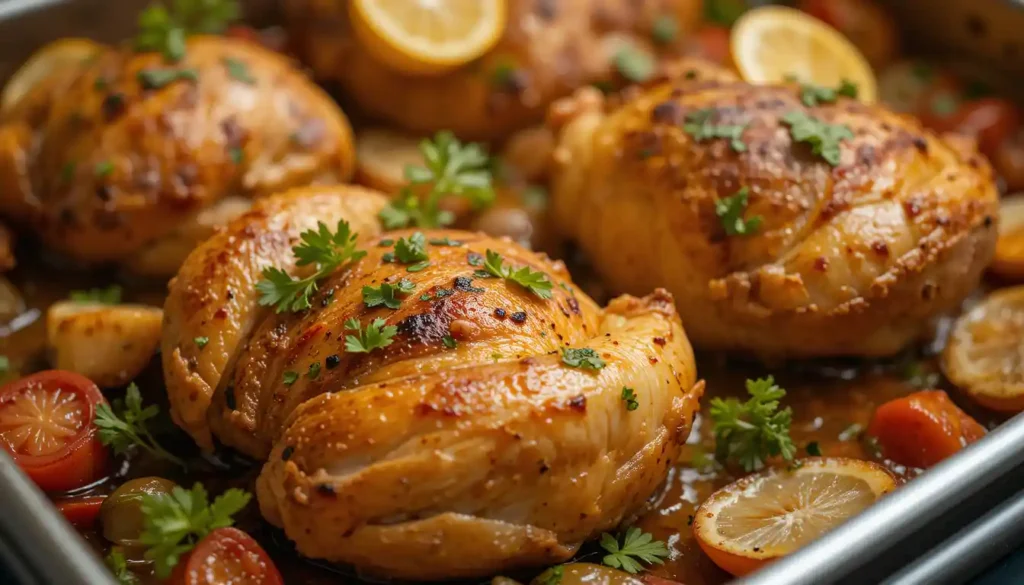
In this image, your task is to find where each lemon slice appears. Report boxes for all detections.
[349,0,506,76]
[943,286,1024,413]
[730,6,877,103]
[1,38,102,115]
[991,196,1024,281]
[693,458,895,576]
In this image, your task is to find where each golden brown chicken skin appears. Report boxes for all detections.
[284,0,702,140]
[0,36,355,276]
[162,187,701,579]
[548,75,999,359]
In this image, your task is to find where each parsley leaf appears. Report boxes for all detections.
[283,371,298,385]
[344,318,397,354]
[69,285,122,305]
[378,131,495,228]
[394,232,428,263]
[483,249,553,299]
[709,376,795,471]
[256,220,367,313]
[136,0,240,62]
[193,336,209,349]
[683,108,748,152]
[363,280,416,309]
[782,111,853,166]
[599,526,670,574]
[137,67,198,90]
[561,347,606,370]
[615,46,656,83]
[105,547,139,585]
[222,57,255,84]
[715,187,762,236]
[94,383,185,468]
[652,15,678,44]
[621,387,639,411]
[442,334,457,349]
[535,565,565,585]
[799,79,859,107]
[139,483,251,578]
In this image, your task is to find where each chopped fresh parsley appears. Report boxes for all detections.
[222,57,254,84]
[70,285,122,305]
[138,483,250,577]
[94,383,185,469]
[482,249,553,299]
[95,161,114,178]
[428,237,463,247]
[799,79,859,106]
[683,108,748,152]
[599,526,670,574]
[561,347,605,370]
[256,220,366,313]
[228,146,243,165]
[363,280,416,309]
[283,371,298,385]
[307,362,321,380]
[709,376,795,471]
[344,318,397,354]
[136,0,240,62]
[394,232,428,263]
[379,131,495,228]
[715,187,762,236]
[137,67,198,90]
[614,46,656,83]
[782,111,853,166]
[442,335,457,349]
[193,336,209,349]
[621,387,639,411]
[651,15,678,44]
[105,547,139,585]
[0,356,9,376]
[535,565,564,585]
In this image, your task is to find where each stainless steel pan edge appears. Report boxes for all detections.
[0,1,1022,584]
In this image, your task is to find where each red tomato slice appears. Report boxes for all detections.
[170,527,283,585]
[56,495,106,527]
[0,371,109,492]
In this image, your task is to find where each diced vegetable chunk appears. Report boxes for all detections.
[867,390,985,468]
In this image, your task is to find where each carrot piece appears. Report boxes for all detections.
[867,390,986,468]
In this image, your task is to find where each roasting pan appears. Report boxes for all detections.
[2,1,1024,584]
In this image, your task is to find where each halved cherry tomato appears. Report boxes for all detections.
[56,495,106,527]
[0,370,109,492]
[169,527,282,585]
[867,390,986,469]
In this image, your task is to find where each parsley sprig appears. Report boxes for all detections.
[344,318,397,353]
[136,0,240,62]
[139,483,251,577]
[715,187,762,236]
[561,347,606,370]
[94,383,185,469]
[256,220,367,313]
[599,526,670,574]
[621,387,639,411]
[709,376,795,471]
[363,280,415,309]
[799,79,859,107]
[70,285,122,305]
[379,132,495,229]
[684,108,748,152]
[782,111,853,166]
[482,250,553,299]
[105,548,139,585]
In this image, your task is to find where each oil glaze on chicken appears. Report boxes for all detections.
[548,62,999,358]
[161,186,701,579]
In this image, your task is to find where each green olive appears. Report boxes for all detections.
[531,563,645,585]
[100,477,177,547]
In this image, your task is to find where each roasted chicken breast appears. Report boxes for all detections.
[162,187,701,579]
[0,36,355,276]
[284,0,703,140]
[548,69,999,358]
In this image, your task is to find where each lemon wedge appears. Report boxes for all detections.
[730,6,876,103]
[349,0,506,76]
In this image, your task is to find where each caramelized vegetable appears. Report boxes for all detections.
[991,196,1024,281]
[46,302,163,388]
[867,390,986,468]
[168,527,282,585]
[531,563,644,585]
[693,458,895,576]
